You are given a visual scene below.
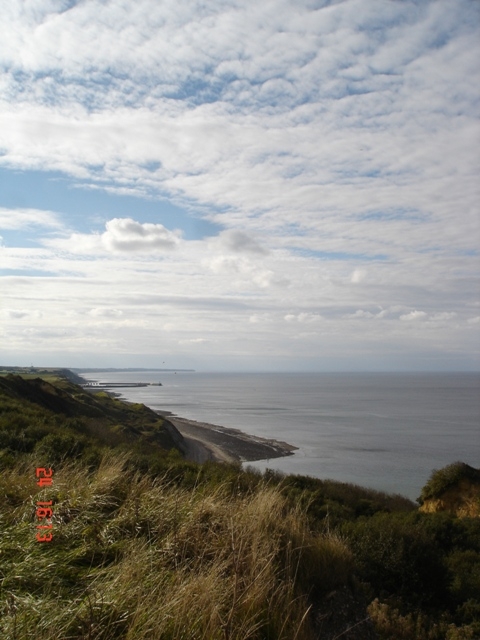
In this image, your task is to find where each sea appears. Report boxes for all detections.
[80,371,480,502]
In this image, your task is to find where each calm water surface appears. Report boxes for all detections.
[82,371,480,501]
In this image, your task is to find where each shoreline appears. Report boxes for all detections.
[81,377,297,465]
[158,412,298,465]
[78,375,297,465]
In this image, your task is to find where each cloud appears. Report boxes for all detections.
[88,308,124,318]
[206,254,278,288]
[351,269,367,284]
[430,312,457,322]
[202,229,289,290]
[215,230,268,255]
[400,310,428,321]
[46,217,181,254]
[2,308,43,319]
[0,207,62,230]
[0,0,478,369]
[249,313,270,324]
[284,312,322,323]
[350,310,375,319]
[101,218,181,252]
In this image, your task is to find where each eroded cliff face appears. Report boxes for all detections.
[419,479,480,517]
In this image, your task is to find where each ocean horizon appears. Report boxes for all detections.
[81,371,480,501]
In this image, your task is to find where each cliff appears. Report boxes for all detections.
[418,462,480,517]
[0,373,184,457]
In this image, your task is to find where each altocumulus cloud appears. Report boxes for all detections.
[0,0,478,370]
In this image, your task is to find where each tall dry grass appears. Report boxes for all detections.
[1,452,353,640]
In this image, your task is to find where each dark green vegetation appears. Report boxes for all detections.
[0,372,479,639]
[0,373,181,471]
[419,462,480,504]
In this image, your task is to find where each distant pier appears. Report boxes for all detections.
[82,382,162,389]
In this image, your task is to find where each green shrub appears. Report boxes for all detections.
[34,432,87,465]
[447,550,480,605]
[342,512,449,609]
[419,463,480,504]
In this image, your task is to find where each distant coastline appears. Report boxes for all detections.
[77,368,297,465]
[72,367,195,372]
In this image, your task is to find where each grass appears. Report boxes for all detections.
[367,599,478,640]
[1,370,479,638]
[0,452,353,639]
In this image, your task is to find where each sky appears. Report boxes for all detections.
[0,0,479,372]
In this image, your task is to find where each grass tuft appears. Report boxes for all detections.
[0,451,353,639]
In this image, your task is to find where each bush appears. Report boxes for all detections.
[419,463,480,504]
[342,512,449,609]
[34,432,87,465]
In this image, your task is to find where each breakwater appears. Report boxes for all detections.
[82,382,162,388]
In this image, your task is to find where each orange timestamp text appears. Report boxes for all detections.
[36,467,54,542]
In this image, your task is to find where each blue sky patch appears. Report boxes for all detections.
[0,167,222,240]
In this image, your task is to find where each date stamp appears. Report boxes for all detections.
[35,467,53,543]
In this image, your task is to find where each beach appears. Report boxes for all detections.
[83,371,480,500]
[160,413,298,465]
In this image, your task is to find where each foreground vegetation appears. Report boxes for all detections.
[0,372,479,639]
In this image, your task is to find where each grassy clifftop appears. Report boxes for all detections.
[0,371,479,639]
[0,373,183,470]
[0,366,86,384]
